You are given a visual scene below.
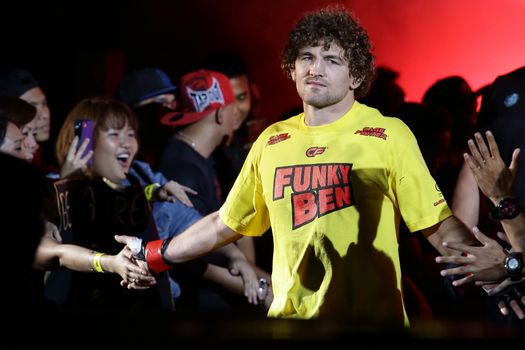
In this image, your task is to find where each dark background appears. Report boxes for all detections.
[3,0,525,131]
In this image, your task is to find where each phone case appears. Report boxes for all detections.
[74,119,94,165]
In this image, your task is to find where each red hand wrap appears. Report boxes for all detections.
[145,239,172,274]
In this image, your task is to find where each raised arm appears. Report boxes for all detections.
[35,236,155,289]
[59,136,93,178]
[434,131,525,319]
[464,131,524,251]
[452,162,480,228]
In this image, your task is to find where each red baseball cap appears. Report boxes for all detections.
[160,69,234,126]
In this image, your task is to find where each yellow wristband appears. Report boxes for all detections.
[144,183,160,201]
[92,252,106,273]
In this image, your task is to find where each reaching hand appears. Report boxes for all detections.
[464,131,520,203]
[44,220,62,243]
[105,244,156,290]
[60,136,93,178]
[229,258,260,304]
[114,234,144,257]
[435,226,507,286]
[155,181,197,207]
[114,235,152,283]
[483,279,525,320]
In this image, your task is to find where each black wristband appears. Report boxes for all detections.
[160,236,177,267]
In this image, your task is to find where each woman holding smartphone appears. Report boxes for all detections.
[54,96,265,311]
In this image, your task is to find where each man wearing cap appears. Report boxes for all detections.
[0,69,53,172]
[159,69,240,215]
[117,67,177,168]
[117,67,177,110]
[202,53,267,272]
[158,69,271,314]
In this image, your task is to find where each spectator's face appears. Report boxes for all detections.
[229,75,251,130]
[220,102,241,146]
[292,43,360,109]
[20,87,51,143]
[20,118,39,158]
[0,121,33,161]
[92,122,138,183]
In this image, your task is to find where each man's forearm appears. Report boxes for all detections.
[164,211,242,264]
[424,215,475,256]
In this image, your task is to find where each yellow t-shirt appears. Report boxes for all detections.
[220,101,452,327]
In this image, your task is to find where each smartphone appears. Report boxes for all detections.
[74,119,94,165]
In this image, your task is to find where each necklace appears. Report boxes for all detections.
[102,177,125,192]
[176,130,196,149]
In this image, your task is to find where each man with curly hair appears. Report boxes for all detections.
[117,6,475,328]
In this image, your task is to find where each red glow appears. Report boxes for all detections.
[350,0,525,101]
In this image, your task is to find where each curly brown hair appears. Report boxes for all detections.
[281,6,375,99]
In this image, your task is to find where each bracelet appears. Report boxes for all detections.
[92,252,106,273]
[144,183,160,201]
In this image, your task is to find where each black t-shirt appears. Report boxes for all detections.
[159,137,220,215]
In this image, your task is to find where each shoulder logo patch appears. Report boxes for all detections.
[267,133,291,146]
[354,127,388,140]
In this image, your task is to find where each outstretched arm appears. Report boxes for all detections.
[115,212,272,303]
[435,226,507,286]
[423,215,475,257]
[116,211,243,273]
[35,236,155,289]
[164,211,243,263]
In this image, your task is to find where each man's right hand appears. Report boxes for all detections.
[115,235,144,257]
[114,235,174,274]
[115,235,148,273]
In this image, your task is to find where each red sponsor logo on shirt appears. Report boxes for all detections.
[433,198,445,206]
[273,163,354,229]
[306,147,327,157]
[267,133,291,146]
[354,127,388,140]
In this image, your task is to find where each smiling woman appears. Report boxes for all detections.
[51,96,265,312]
[55,96,140,179]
